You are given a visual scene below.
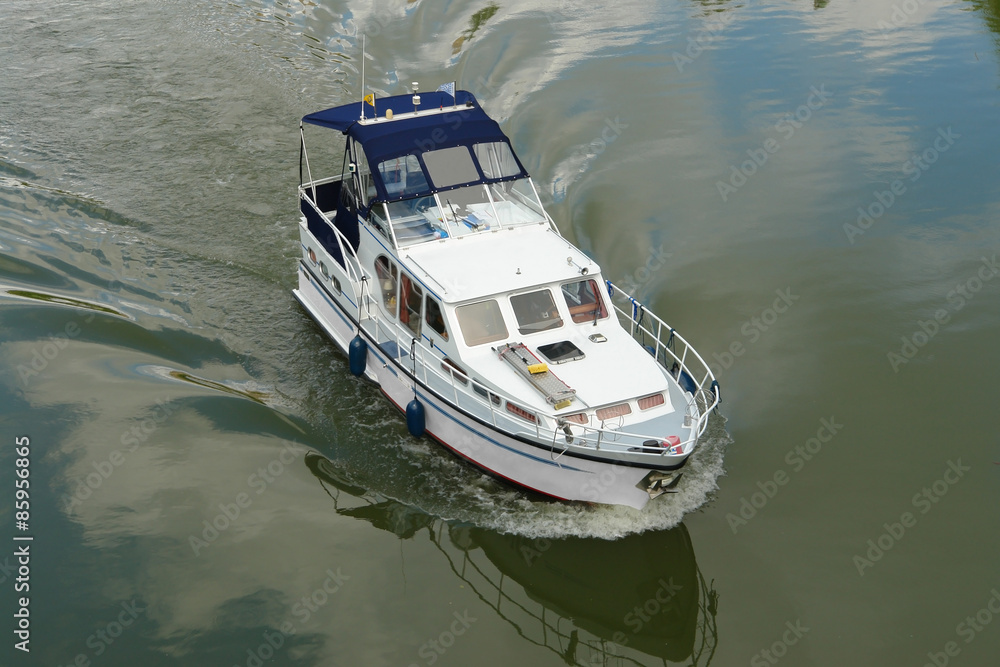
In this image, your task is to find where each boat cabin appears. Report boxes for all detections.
[299,89,550,257]
[297,88,708,441]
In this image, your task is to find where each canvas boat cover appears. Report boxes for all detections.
[302,90,528,206]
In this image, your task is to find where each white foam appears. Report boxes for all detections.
[364,418,731,540]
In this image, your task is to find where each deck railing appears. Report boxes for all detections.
[357,280,720,460]
[299,180,365,304]
[600,281,721,443]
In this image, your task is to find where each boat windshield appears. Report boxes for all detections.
[456,299,509,347]
[510,289,563,335]
[561,279,608,323]
[382,177,547,247]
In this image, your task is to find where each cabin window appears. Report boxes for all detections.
[441,358,469,386]
[510,289,563,335]
[473,142,520,179]
[422,146,480,189]
[377,155,427,198]
[505,401,537,423]
[456,299,508,347]
[352,141,374,206]
[331,275,342,295]
[369,202,390,238]
[425,297,449,341]
[638,393,665,410]
[473,382,502,405]
[400,274,422,336]
[561,279,608,323]
[596,403,632,421]
[320,261,329,278]
[375,255,398,316]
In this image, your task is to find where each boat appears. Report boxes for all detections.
[292,83,721,509]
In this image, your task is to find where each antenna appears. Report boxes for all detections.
[360,35,366,120]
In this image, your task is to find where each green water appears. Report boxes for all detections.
[2,0,999,665]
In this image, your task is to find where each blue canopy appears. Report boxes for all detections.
[302,90,528,206]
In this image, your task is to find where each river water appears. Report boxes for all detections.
[2,0,999,665]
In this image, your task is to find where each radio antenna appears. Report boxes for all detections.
[360,34,366,120]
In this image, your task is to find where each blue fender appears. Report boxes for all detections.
[406,399,425,437]
[348,335,367,376]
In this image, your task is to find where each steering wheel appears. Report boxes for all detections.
[413,196,436,213]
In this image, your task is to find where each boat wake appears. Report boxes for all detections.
[360,417,731,541]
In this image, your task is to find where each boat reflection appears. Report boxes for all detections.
[306,452,719,666]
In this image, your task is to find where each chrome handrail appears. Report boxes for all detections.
[299,183,365,299]
[604,280,721,418]
[357,282,720,459]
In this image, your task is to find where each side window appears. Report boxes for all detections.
[425,297,449,341]
[400,274,422,336]
[352,141,374,207]
[561,279,607,323]
[473,142,521,179]
[375,255,398,316]
[341,174,357,213]
[377,155,427,198]
[369,202,390,238]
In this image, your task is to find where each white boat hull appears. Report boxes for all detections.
[294,263,665,510]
